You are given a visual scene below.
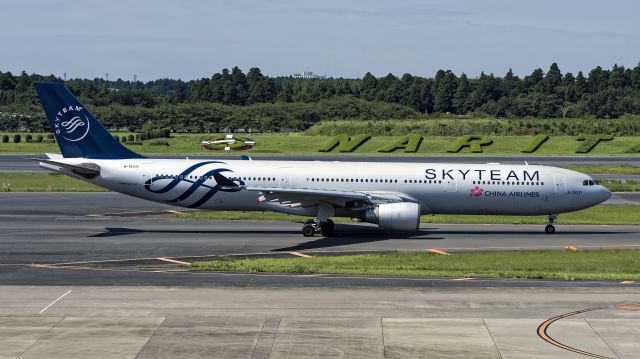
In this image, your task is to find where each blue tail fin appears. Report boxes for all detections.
[34,82,144,159]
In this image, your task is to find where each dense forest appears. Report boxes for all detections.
[1,63,640,133]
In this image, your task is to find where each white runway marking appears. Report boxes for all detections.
[39,290,71,314]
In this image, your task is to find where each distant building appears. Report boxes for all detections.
[292,71,326,79]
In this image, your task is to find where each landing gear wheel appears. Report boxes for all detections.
[326,219,334,232]
[545,214,557,234]
[320,221,335,237]
[545,224,556,234]
[302,224,316,237]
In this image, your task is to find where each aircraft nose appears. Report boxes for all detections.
[599,186,612,203]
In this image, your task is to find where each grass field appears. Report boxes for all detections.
[1,133,639,155]
[191,249,640,281]
[562,165,640,175]
[598,180,640,192]
[178,204,640,225]
[0,172,105,192]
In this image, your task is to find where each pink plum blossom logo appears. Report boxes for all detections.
[470,186,484,197]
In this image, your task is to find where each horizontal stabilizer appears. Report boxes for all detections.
[28,158,101,178]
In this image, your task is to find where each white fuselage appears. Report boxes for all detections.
[44,158,611,218]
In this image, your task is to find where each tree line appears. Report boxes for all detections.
[1,63,640,132]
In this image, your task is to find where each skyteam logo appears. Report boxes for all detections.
[144,161,242,208]
[54,105,90,142]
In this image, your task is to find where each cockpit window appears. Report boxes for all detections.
[583,179,596,186]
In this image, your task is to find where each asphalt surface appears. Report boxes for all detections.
[1,192,638,287]
[2,153,640,172]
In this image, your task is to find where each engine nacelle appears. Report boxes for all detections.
[364,202,420,232]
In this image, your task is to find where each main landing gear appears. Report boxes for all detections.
[301,202,336,237]
[545,214,558,234]
[301,219,335,237]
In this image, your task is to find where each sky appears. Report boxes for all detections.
[2,0,639,81]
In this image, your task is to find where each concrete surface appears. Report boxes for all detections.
[0,286,639,358]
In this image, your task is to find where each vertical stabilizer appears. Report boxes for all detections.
[34,82,144,159]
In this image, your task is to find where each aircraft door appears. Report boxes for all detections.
[140,173,154,187]
[444,177,458,192]
[278,167,292,188]
[554,175,566,194]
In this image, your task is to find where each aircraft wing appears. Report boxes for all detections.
[252,187,415,204]
[214,173,418,208]
[252,188,420,209]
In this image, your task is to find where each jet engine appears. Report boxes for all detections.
[363,202,420,232]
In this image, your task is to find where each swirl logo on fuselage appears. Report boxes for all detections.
[143,161,243,208]
[54,105,90,142]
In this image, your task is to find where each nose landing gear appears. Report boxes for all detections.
[545,214,557,234]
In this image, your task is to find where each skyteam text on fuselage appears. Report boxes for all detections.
[33,82,611,236]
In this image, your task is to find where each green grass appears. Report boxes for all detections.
[599,180,640,192]
[423,204,639,225]
[179,204,640,226]
[191,249,640,281]
[0,172,104,192]
[561,165,640,175]
[1,133,639,155]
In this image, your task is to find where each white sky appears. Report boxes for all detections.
[2,0,639,80]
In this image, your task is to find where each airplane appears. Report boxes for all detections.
[201,134,255,151]
[32,82,612,237]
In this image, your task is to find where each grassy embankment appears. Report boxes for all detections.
[1,133,640,155]
[561,165,640,175]
[191,249,640,281]
[0,172,106,192]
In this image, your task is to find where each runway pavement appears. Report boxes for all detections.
[1,286,639,359]
[2,153,640,172]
